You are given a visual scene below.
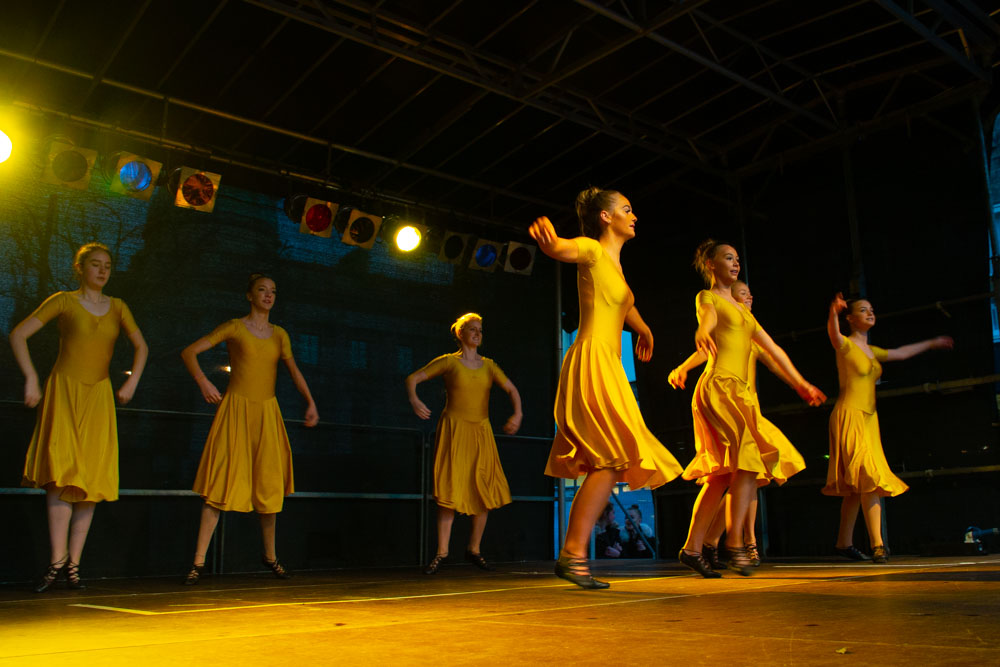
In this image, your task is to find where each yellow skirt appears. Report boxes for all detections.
[683,373,804,485]
[193,392,294,513]
[433,412,511,515]
[546,337,683,490]
[822,403,908,497]
[22,371,119,503]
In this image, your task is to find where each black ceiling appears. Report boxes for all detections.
[2,0,998,229]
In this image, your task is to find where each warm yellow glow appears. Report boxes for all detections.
[222,365,232,373]
[395,225,422,252]
[0,130,12,164]
[124,370,133,376]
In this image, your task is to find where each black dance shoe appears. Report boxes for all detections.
[871,546,889,564]
[424,553,447,575]
[745,543,761,567]
[465,550,494,571]
[554,554,610,589]
[262,556,292,579]
[702,544,725,570]
[34,558,68,593]
[678,550,722,578]
[66,562,85,590]
[834,545,871,561]
[183,562,205,586]
[725,545,754,577]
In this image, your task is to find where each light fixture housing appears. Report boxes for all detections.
[503,241,537,275]
[438,232,472,264]
[110,152,162,200]
[342,209,382,249]
[468,239,501,272]
[42,141,98,190]
[173,167,221,213]
[299,197,338,238]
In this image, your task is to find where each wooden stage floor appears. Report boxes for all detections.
[2,555,998,665]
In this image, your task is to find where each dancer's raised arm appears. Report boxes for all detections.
[529,216,580,262]
[753,328,826,406]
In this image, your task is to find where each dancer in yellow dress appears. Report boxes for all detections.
[10,242,148,592]
[823,293,952,564]
[406,313,522,574]
[669,281,803,569]
[678,241,825,577]
[181,274,318,584]
[530,187,683,590]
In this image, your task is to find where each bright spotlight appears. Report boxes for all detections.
[0,130,12,164]
[395,225,422,252]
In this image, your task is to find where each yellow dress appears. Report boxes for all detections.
[22,291,138,503]
[747,343,806,484]
[192,320,295,513]
[546,237,682,490]
[419,354,512,515]
[682,291,802,484]
[822,337,908,497]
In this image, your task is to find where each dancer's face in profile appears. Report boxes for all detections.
[732,282,752,310]
[707,245,740,287]
[77,250,111,290]
[846,300,875,333]
[602,194,637,240]
[459,319,482,349]
[247,278,276,312]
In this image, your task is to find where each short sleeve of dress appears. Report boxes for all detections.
[417,354,453,380]
[118,299,139,335]
[573,237,603,266]
[488,359,510,386]
[29,292,69,324]
[872,345,889,363]
[277,326,293,360]
[695,290,714,323]
[745,306,762,335]
[204,320,240,347]
[837,335,852,355]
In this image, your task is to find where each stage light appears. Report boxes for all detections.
[396,225,423,251]
[504,241,536,275]
[299,197,338,238]
[109,152,161,201]
[438,232,472,264]
[173,166,221,213]
[41,140,97,190]
[469,239,501,272]
[0,130,11,164]
[342,208,382,249]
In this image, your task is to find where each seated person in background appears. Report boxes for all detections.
[622,504,656,558]
[595,503,623,558]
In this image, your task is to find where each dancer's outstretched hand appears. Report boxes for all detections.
[931,335,954,350]
[23,377,42,408]
[529,216,558,252]
[668,367,687,390]
[830,292,848,314]
[410,397,432,420]
[635,328,654,362]
[797,382,827,407]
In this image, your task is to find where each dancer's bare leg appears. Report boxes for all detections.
[468,512,488,554]
[835,494,861,548]
[435,505,456,556]
[193,504,221,566]
[682,474,729,553]
[562,469,621,559]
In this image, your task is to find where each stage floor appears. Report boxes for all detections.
[2,555,998,665]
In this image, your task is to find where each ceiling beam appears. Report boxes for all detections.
[573,0,839,131]
[0,47,563,212]
[874,0,991,81]
[251,0,720,174]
